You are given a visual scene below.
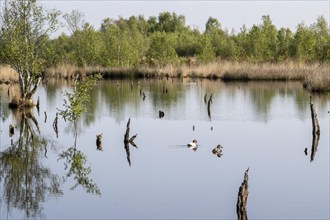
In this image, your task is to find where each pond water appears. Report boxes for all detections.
[0,79,329,219]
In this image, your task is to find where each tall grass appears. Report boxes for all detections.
[0,65,19,83]
[1,61,330,92]
[43,62,330,92]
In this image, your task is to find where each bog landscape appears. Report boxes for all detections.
[0,0,329,219]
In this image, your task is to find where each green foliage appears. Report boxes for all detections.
[197,34,216,63]
[147,31,178,66]
[175,29,200,57]
[0,0,60,101]
[149,12,186,33]
[34,11,329,67]
[58,147,101,195]
[71,23,104,66]
[292,23,317,62]
[100,17,147,67]
[58,74,102,122]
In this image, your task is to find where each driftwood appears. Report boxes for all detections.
[236,168,249,220]
[124,118,138,166]
[310,96,320,162]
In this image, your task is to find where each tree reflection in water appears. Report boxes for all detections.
[0,109,62,219]
[58,129,101,195]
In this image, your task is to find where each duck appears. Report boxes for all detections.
[187,139,198,147]
[212,144,223,157]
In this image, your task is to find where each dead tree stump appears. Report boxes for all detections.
[53,113,59,138]
[310,96,320,162]
[96,133,103,151]
[237,168,249,220]
[9,124,14,137]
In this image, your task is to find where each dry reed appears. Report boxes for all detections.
[1,61,330,92]
[0,65,19,83]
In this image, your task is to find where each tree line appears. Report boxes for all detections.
[0,0,329,107]
[44,11,330,68]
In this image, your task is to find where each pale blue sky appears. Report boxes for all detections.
[42,0,329,35]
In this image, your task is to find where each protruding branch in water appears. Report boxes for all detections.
[44,111,47,123]
[207,95,212,119]
[96,133,103,151]
[9,124,14,137]
[310,96,320,162]
[53,113,59,138]
[159,110,165,118]
[124,118,138,166]
[237,168,249,220]
[36,96,40,115]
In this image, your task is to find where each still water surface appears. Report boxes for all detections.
[0,79,329,219]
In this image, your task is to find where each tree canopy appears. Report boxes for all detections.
[0,0,60,106]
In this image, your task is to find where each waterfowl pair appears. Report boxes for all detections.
[212,144,223,157]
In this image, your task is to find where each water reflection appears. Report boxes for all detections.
[124,118,138,166]
[58,121,101,195]
[38,80,330,126]
[0,79,329,219]
[0,109,62,219]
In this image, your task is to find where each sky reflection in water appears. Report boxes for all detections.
[0,79,329,219]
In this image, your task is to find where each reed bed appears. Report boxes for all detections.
[303,67,330,92]
[0,65,19,83]
[1,61,330,92]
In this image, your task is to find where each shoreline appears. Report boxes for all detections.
[1,62,329,92]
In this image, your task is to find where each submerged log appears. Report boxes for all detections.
[236,168,249,220]
[310,96,320,162]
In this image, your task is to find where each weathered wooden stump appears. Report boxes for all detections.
[310,96,320,162]
[96,133,103,151]
[237,168,249,220]
[53,113,59,138]
[9,124,14,137]
[159,110,165,118]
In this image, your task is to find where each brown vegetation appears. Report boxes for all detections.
[0,65,19,83]
[1,61,329,92]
